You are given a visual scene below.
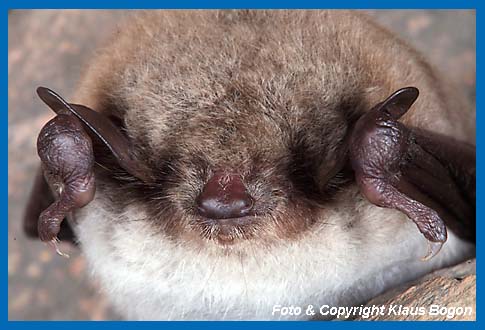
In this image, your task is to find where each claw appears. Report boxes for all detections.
[421,240,443,261]
[49,237,70,258]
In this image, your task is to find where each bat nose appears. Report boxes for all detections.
[196,171,254,220]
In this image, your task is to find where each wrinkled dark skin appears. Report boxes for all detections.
[349,87,475,258]
[36,114,95,242]
[25,86,476,259]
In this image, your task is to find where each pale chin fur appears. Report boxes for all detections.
[74,187,474,321]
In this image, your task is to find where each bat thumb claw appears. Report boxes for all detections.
[49,237,70,259]
[421,240,443,261]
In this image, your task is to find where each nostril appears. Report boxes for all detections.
[240,196,254,213]
[196,171,254,219]
[197,195,254,219]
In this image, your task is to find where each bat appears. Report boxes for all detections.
[23,10,475,320]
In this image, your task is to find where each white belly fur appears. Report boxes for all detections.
[74,188,474,320]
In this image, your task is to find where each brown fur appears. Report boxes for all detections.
[72,10,474,248]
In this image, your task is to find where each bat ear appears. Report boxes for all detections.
[36,87,152,182]
[377,87,419,120]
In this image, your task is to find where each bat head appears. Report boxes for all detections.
[89,80,357,248]
[36,11,395,250]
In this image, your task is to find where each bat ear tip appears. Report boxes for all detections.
[36,86,54,101]
[379,86,420,119]
[390,86,419,106]
[399,86,419,101]
[36,86,48,95]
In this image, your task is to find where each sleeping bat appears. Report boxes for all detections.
[23,10,475,320]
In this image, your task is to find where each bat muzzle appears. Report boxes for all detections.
[196,170,255,221]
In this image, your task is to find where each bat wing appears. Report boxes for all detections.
[349,87,475,259]
[28,87,149,242]
[23,166,77,243]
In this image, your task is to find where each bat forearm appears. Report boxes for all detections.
[411,128,475,203]
[403,128,476,242]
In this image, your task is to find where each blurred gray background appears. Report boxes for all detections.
[8,10,475,320]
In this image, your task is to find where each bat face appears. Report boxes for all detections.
[94,66,354,249]
[29,10,475,320]
[79,11,382,252]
